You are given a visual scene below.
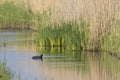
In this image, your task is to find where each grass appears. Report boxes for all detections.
[36,15,90,51]
[36,11,120,53]
[0,61,14,80]
[100,21,120,54]
[0,1,36,30]
[33,0,120,53]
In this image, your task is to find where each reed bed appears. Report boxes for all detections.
[0,0,120,53]
[35,0,120,53]
[0,1,36,30]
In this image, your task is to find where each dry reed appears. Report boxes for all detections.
[1,0,120,52]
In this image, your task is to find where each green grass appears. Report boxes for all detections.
[99,21,120,54]
[35,11,120,53]
[36,14,90,51]
[0,1,35,30]
[0,61,14,80]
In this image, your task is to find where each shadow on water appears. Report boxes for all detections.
[0,30,120,80]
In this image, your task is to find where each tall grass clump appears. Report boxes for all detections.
[63,20,89,50]
[0,1,36,30]
[36,11,90,51]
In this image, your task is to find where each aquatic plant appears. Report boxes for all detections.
[0,0,120,53]
[0,61,14,80]
[36,14,90,51]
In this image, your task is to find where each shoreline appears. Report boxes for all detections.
[0,27,37,32]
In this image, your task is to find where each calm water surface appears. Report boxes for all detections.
[0,30,120,80]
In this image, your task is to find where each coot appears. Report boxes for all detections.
[32,54,43,60]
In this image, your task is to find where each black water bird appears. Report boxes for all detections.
[32,54,43,60]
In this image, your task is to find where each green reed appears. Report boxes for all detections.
[1,1,120,53]
[36,13,90,51]
[100,20,120,54]
[36,11,120,53]
[0,1,35,30]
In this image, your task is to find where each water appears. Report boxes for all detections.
[0,30,120,80]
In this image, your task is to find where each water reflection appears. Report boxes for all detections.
[37,47,120,80]
[0,31,120,80]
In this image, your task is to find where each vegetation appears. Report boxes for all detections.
[0,61,14,80]
[35,0,120,53]
[0,0,120,54]
[0,1,36,30]
[36,18,89,51]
